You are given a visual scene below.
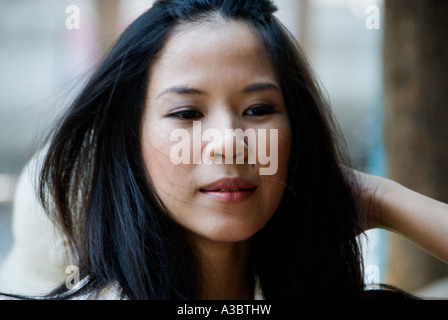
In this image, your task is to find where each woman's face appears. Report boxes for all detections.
[141,20,291,244]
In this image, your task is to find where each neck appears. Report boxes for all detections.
[190,238,254,300]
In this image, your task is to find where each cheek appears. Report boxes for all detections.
[257,124,291,179]
[141,121,179,194]
[259,127,291,214]
[142,128,166,172]
[141,119,198,219]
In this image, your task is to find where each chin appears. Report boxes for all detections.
[171,205,274,244]
[199,220,265,243]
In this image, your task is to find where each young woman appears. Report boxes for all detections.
[1,0,447,300]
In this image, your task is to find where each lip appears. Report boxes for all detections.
[199,177,257,203]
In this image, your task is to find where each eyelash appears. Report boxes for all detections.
[167,105,275,120]
[168,109,203,120]
[243,105,275,117]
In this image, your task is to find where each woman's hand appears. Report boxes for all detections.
[354,170,448,264]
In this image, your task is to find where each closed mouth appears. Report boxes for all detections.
[199,177,257,192]
[199,177,257,202]
[200,187,257,192]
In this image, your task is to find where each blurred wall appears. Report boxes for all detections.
[0,0,151,264]
[383,0,448,293]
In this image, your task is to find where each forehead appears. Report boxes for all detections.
[168,19,262,56]
[148,20,278,87]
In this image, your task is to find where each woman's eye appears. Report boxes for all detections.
[168,109,203,119]
[244,105,275,117]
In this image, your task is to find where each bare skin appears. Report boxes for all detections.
[356,171,448,264]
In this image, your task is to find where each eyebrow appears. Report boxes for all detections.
[157,86,205,98]
[156,82,281,98]
[242,82,281,94]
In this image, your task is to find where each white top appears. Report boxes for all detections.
[0,154,71,297]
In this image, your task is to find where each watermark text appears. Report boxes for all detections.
[65,5,80,30]
[170,121,278,175]
[365,5,380,30]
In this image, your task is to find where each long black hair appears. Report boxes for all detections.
[38,0,367,299]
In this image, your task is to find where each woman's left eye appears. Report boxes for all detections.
[243,105,275,117]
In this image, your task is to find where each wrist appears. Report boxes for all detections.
[361,173,395,230]
[370,176,402,231]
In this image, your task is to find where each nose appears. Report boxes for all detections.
[202,116,249,165]
[210,130,248,164]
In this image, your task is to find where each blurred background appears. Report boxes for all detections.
[0,0,447,298]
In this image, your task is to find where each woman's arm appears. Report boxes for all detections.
[356,171,448,264]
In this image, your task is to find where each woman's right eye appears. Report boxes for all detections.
[167,109,204,120]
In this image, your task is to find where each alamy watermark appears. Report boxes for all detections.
[65,5,80,30]
[170,121,279,176]
[65,265,80,289]
[65,4,380,31]
[365,264,381,289]
[365,5,380,30]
